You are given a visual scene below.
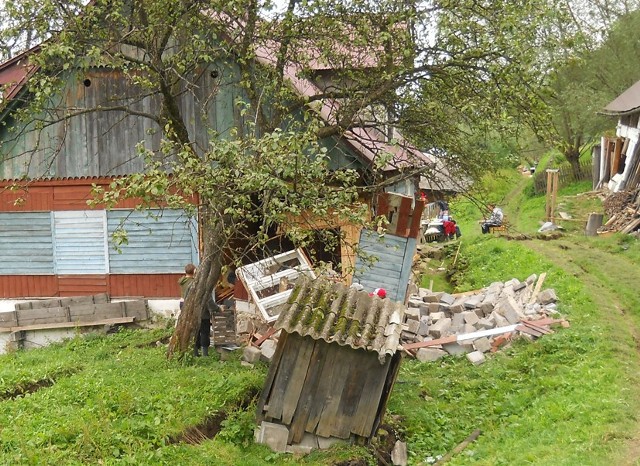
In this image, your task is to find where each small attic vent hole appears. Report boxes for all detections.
[83,79,92,87]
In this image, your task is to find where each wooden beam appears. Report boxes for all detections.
[0,317,135,334]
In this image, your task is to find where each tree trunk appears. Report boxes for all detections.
[564,146,582,181]
[167,212,224,359]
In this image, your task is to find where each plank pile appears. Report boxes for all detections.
[599,188,640,235]
[400,273,569,365]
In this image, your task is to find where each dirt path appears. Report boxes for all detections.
[523,235,640,465]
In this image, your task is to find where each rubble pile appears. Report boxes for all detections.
[599,188,640,235]
[399,274,569,365]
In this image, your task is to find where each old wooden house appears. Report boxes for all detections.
[599,81,640,192]
[0,15,432,301]
[255,277,405,451]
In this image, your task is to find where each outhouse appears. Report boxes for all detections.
[255,277,405,452]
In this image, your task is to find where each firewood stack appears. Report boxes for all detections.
[599,188,640,235]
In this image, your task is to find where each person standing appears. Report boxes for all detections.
[481,204,504,234]
[178,263,196,310]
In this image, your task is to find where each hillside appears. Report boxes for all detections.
[1,170,640,465]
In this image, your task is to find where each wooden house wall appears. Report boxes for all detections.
[257,332,394,443]
[352,229,417,302]
[0,273,181,298]
[0,182,197,298]
[0,62,243,180]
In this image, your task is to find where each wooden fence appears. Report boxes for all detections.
[533,160,593,194]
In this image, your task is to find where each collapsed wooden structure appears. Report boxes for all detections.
[255,277,405,449]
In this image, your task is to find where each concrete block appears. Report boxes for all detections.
[462,323,477,334]
[429,318,451,338]
[416,347,447,362]
[463,311,479,326]
[405,307,420,321]
[477,318,494,330]
[467,351,486,365]
[513,281,527,292]
[428,302,440,313]
[450,312,465,332]
[423,294,440,303]
[419,304,431,318]
[260,339,278,362]
[260,421,289,453]
[286,444,314,455]
[439,293,455,305]
[236,318,254,335]
[438,303,451,314]
[487,282,503,295]
[538,289,558,305]
[443,341,473,355]
[525,274,537,285]
[490,311,510,328]
[473,337,492,353]
[449,303,466,314]
[391,440,408,466]
[406,319,420,334]
[407,298,424,308]
[430,312,445,322]
[317,436,345,450]
[242,345,262,364]
[418,317,430,336]
[464,294,484,309]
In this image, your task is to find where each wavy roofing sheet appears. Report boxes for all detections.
[275,277,406,364]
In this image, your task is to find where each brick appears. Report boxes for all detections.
[418,316,429,336]
[407,298,424,308]
[464,294,484,309]
[449,303,466,314]
[260,339,278,362]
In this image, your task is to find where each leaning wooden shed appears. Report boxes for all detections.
[255,277,406,451]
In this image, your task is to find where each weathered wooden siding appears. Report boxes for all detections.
[53,211,109,274]
[352,229,416,302]
[258,333,393,442]
[0,274,181,298]
[106,209,198,273]
[0,212,54,274]
[0,62,246,180]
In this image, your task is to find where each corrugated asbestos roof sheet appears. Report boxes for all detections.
[275,277,406,364]
[603,79,640,115]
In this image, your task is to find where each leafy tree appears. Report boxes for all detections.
[0,0,566,357]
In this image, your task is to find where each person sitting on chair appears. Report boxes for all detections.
[481,204,504,234]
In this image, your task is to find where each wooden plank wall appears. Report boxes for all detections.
[257,334,394,443]
[0,274,181,298]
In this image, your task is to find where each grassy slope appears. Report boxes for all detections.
[390,171,640,465]
[2,171,639,465]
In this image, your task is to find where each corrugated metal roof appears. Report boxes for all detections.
[275,277,405,364]
[603,79,640,115]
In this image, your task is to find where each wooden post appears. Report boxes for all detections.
[545,169,559,222]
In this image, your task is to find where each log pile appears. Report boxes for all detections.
[598,188,640,235]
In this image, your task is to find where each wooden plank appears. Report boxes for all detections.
[408,199,425,239]
[16,307,69,326]
[0,317,135,333]
[280,335,316,425]
[332,349,374,439]
[350,352,391,437]
[315,347,360,438]
[256,332,288,423]
[393,195,413,237]
[304,343,343,436]
[266,334,307,421]
[528,272,547,304]
[288,339,328,444]
[402,335,457,351]
[0,311,18,328]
